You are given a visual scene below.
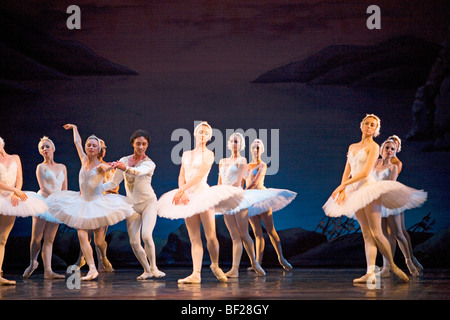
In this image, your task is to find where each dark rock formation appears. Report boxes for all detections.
[252,36,440,89]
[413,227,450,268]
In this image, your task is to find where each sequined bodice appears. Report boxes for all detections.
[220,163,239,186]
[42,169,65,194]
[182,152,210,192]
[79,166,104,201]
[0,161,17,196]
[373,167,391,181]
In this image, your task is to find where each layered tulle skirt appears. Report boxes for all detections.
[157,184,244,220]
[0,192,49,217]
[322,179,427,219]
[47,191,134,229]
[222,188,297,217]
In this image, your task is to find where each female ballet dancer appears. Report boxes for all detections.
[322,114,427,284]
[74,139,117,273]
[23,137,67,279]
[245,139,297,271]
[103,129,166,280]
[0,137,48,285]
[218,133,265,278]
[376,137,423,277]
[47,124,134,281]
[157,121,244,284]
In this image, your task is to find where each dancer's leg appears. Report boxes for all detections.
[141,200,165,277]
[260,209,292,270]
[0,215,16,285]
[249,215,264,265]
[23,217,45,278]
[354,209,378,283]
[93,227,112,272]
[178,215,203,284]
[224,213,243,277]
[77,229,98,281]
[200,209,227,282]
[126,212,152,280]
[42,222,64,279]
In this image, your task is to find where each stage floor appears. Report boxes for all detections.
[1,267,449,300]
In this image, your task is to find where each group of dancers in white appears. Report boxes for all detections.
[0,115,427,286]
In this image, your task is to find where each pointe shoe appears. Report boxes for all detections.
[151,268,166,278]
[225,268,239,278]
[137,272,153,280]
[23,261,39,278]
[101,258,114,273]
[44,270,65,280]
[412,257,423,273]
[178,272,201,284]
[406,259,420,277]
[391,265,409,283]
[81,269,99,281]
[210,265,228,283]
[0,276,16,286]
[353,272,375,284]
[252,262,266,276]
[279,257,293,271]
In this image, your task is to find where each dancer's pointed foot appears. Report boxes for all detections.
[101,258,114,273]
[210,264,228,283]
[23,260,39,278]
[353,272,375,284]
[151,268,166,278]
[0,276,16,286]
[412,257,423,273]
[137,272,153,280]
[44,270,65,279]
[81,269,98,281]
[391,265,409,283]
[252,262,266,276]
[279,257,293,271]
[225,266,239,278]
[406,259,419,277]
[178,271,201,284]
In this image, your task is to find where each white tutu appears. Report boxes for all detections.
[157,184,244,220]
[32,190,62,224]
[47,190,134,229]
[222,188,297,217]
[322,180,427,219]
[0,191,49,217]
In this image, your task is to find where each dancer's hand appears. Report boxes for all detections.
[63,124,77,130]
[172,190,189,205]
[13,188,27,202]
[111,161,127,171]
[331,185,345,205]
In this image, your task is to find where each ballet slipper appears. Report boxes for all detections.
[225,267,239,278]
[44,269,65,279]
[0,276,16,286]
[178,271,201,284]
[353,272,375,284]
[412,257,423,273]
[23,260,39,278]
[252,262,266,276]
[101,258,114,273]
[76,257,86,268]
[405,259,420,277]
[137,272,153,280]
[279,257,293,271]
[81,268,99,281]
[150,268,166,278]
[391,265,409,283]
[210,264,228,283]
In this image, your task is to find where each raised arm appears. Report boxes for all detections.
[63,124,86,163]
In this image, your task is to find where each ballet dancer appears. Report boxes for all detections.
[23,137,67,279]
[103,129,166,280]
[218,133,265,277]
[376,137,423,277]
[322,114,427,284]
[1,137,48,285]
[74,138,117,273]
[47,124,134,280]
[157,121,243,284]
[246,139,297,271]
